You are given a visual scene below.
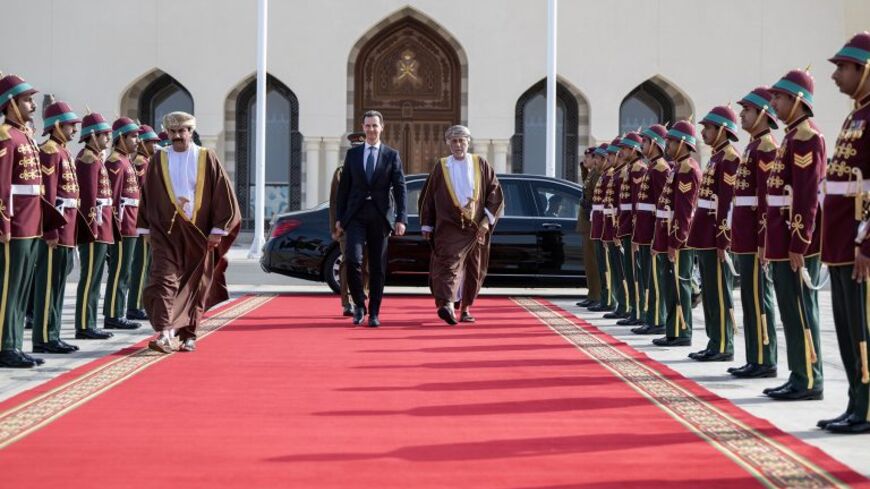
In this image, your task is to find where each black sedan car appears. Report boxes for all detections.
[260,174,586,293]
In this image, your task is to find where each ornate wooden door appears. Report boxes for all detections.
[355,18,461,175]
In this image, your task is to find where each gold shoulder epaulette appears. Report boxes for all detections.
[655,159,670,172]
[633,161,646,171]
[794,119,819,142]
[40,139,59,155]
[758,134,777,153]
[80,149,96,164]
[678,159,693,173]
[723,145,739,162]
[107,151,120,163]
[0,124,10,142]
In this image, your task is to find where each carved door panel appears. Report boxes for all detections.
[355,18,461,175]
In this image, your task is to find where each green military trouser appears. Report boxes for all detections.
[584,230,601,303]
[0,239,40,351]
[736,253,777,366]
[635,244,652,325]
[594,241,612,309]
[696,250,734,355]
[646,249,666,327]
[829,265,869,422]
[607,242,629,315]
[770,258,823,391]
[128,236,151,313]
[76,242,109,331]
[104,237,138,319]
[665,249,694,339]
[32,242,75,345]
[621,236,639,321]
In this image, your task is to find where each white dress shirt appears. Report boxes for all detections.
[422,154,495,233]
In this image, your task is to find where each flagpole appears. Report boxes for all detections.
[545,0,557,178]
[249,0,268,258]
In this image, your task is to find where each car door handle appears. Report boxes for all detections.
[541,222,562,229]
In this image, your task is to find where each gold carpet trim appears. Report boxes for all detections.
[514,297,848,489]
[0,294,274,449]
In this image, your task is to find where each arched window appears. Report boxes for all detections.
[619,81,674,135]
[235,75,301,228]
[512,80,578,182]
[138,73,194,132]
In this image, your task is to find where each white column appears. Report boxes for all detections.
[545,0,558,178]
[322,137,341,202]
[248,0,269,259]
[304,138,322,209]
[492,139,509,174]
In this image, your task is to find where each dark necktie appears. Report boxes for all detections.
[366,147,375,182]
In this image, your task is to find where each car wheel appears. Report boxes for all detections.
[324,246,342,295]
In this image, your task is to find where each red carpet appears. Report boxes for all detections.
[0,294,865,488]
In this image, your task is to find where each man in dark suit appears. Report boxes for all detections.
[335,110,407,327]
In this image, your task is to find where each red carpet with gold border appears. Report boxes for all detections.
[0,294,865,488]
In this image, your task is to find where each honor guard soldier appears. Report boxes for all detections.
[0,74,46,368]
[687,106,740,362]
[158,131,170,148]
[821,32,870,433]
[588,143,614,312]
[730,87,780,379]
[577,147,602,308]
[633,125,671,335]
[653,120,701,347]
[103,118,142,330]
[602,138,630,319]
[32,97,82,354]
[75,112,115,340]
[763,69,826,401]
[127,124,160,321]
[615,132,646,326]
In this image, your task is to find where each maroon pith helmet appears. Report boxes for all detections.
[641,124,668,152]
[828,31,870,66]
[737,87,778,129]
[138,124,160,142]
[770,69,815,115]
[111,117,140,142]
[0,74,38,112]
[41,100,82,136]
[79,112,112,143]
[666,120,698,152]
[158,131,170,146]
[700,105,740,142]
[617,131,644,154]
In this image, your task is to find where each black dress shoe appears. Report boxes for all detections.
[104,317,140,330]
[632,324,665,335]
[33,340,76,354]
[25,314,33,330]
[75,328,114,339]
[0,349,37,368]
[826,414,870,434]
[577,299,594,307]
[689,349,712,360]
[460,312,476,323]
[734,364,777,379]
[438,306,458,325]
[697,351,733,362]
[652,337,691,347]
[603,311,628,320]
[58,339,79,351]
[817,411,851,430]
[126,309,148,320]
[353,305,367,325]
[588,304,612,312]
[763,381,791,395]
[20,351,45,365]
[367,316,380,328]
[767,386,823,401]
[342,305,354,317]
[616,317,637,326]
[728,363,751,374]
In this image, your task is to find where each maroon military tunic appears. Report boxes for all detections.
[105,150,140,238]
[601,167,618,242]
[732,131,778,254]
[590,170,607,241]
[635,157,669,246]
[134,151,149,188]
[39,138,79,246]
[617,159,645,239]
[0,122,43,239]
[652,160,676,253]
[688,142,739,251]
[75,147,114,244]
[764,117,826,260]
[669,156,702,250]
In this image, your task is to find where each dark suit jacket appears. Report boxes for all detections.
[336,143,407,229]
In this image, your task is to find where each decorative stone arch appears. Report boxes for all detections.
[119,69,194,130]
[511,77,589,182]
[224,73,302,228]
[642,74,694,122]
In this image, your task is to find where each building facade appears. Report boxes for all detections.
[5,0,870,228]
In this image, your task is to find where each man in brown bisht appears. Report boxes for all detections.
[420,125,504,325]
[138,112,240,353]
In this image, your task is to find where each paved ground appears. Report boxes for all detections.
[3,247,867,478]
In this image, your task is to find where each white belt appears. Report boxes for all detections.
[824,179,870,196]
[636,203,655,212]
[11,184,41,195]
[96,198,113,206]
[56,198,78,210]
[734,196,758,207]
[656,210,673,219]
[619,203,633,211]
[766,195,792,207]
[603,208,615,216]
[697,199,717,210]
[592,204,604,212]
[120,197,139,207]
